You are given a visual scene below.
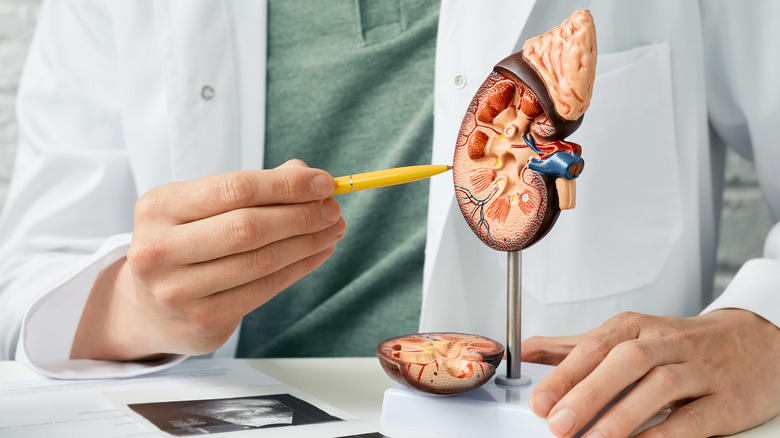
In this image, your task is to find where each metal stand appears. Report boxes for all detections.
[495,250,532,386]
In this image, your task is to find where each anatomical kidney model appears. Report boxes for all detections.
[376,333,504,395]
[453,9,597,251]
[377,10,597,396]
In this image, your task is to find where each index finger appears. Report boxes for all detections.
[529,315,640,417]
[147,167,335,224]
[545,338,682,437]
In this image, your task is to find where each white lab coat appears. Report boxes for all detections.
[1,0,779,378]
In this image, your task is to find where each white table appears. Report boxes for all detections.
[249,358,780,437]
[2,358,778,437]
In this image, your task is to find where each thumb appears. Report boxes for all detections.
[521,335,581,365]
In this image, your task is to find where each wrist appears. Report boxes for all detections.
[70,257,167,361]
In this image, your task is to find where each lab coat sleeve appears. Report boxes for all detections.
[704,221,780,327]
[0,0,184,377]
[700,1,780,327]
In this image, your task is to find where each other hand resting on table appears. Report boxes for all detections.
[522,309,780,438]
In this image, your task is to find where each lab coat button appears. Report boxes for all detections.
[201,85,215,100]
[453,74,466,89]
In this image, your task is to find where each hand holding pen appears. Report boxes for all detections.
[72,160,345,361]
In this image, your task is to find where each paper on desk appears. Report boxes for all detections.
[109,384,377,437]
[0,358,381,437]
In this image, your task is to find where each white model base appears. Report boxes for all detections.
[380,361,559,438]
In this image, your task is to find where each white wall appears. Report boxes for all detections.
[0,0,774,300]
[0,0,38,203]
[715,149,776,296]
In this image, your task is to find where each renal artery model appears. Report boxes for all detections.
[453,9,597,252]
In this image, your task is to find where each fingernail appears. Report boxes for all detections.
[583,430,604,438]
[322,199,340,223]
[529,391,556,416]
[548,408,576,436]
[311,174,334,196]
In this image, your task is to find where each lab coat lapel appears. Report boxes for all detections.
[424,0,536,292]
[154,0,241,181]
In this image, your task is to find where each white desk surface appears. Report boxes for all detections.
[2,358,778,437]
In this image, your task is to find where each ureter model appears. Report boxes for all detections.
[332,164,452,195]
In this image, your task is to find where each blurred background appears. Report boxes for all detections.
[0,0,774,299]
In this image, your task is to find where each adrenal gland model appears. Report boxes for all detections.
[377,10,597,396]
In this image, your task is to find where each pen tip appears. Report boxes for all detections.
[447,165,454,170]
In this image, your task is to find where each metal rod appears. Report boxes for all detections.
[506,250,522,378]
[496,250,530,386]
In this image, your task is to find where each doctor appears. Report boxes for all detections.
[1,1,779,437]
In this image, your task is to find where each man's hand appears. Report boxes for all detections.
[522,309,780,437]
[71,160,345,361]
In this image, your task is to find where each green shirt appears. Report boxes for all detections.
[237,0,440,357]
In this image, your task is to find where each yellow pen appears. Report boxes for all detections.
[332,164,453,195]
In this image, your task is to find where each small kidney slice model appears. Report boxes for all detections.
[453,9,597,252]
[377,332,504,395]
